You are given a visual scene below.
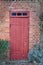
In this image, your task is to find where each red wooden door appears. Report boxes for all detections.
[10,12,29,60]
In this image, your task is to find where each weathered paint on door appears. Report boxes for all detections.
[10,11,29,60]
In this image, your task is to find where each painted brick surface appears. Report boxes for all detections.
[0,1,40,50]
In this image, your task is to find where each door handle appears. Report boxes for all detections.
[10,24,11,27]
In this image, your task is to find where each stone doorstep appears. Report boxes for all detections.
[0,60,29,65]
[0,60,38,65]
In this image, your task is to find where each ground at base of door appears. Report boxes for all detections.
[0,60,38,65]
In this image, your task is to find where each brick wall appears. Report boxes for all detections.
[29,11,40,49]
[0,1,40,50]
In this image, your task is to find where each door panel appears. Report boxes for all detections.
[10,17,29,60]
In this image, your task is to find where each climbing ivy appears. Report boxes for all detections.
[40,13,43,32]
[28,34,43,65]
[0,39,9,53]
[0,39,9,60]
[40,13,43,21]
